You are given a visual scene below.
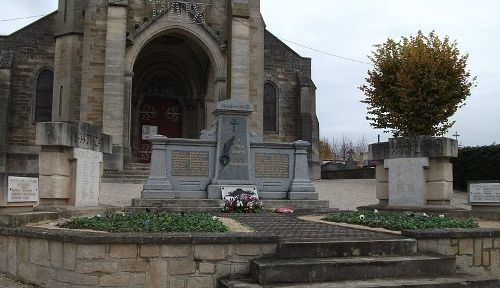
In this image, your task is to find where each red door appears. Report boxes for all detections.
[138,99,182,162]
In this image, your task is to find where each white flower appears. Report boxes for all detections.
[212,216,218,220]
[439,214,445,218]
[237,201,243,207]
[359,215,365,220]
[96,214,102,218]
[422,212,429,217]
[374,209,379,214]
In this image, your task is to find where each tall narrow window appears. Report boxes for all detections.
[263,83,277,132]
[35,69,54,122]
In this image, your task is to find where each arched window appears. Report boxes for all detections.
[263,82,277,132]
[35,69,54,122]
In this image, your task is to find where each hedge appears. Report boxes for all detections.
[452,144,500,190]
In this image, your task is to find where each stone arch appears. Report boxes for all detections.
[126,22,226,102]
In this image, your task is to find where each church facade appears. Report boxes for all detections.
[0,0,320,184]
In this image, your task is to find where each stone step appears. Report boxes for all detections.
[132,199,223,207]
[219,275,499,288]
[125,207,222,213]
[278,239,417,258]
[105,170,150,175]
[250,255,456,284]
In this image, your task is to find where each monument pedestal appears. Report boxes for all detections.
[36,122,111,208]
[368,137,457,207]
[138,99,320,203]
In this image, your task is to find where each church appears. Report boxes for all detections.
[0,0,320,202]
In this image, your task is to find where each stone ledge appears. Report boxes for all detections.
[0,226,279,244]
[403,229,500,239]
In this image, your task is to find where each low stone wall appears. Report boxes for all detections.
[0,227,278,288]
[404,229,500,279]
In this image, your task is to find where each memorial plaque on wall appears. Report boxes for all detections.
[255,153,289,178]
[171,151,209,177]
[7,176,38,202]
[74,148,102,207]
[469,182,500,203]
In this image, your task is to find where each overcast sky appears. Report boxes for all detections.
[1,0,499,146]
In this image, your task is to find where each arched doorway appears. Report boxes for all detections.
[131,33,211,163]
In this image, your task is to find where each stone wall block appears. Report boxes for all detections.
[7,236,16,275]
[110,244,137,259]
[63,242,76,270]
[121,259,147,272]
[215,263,231,278]
[459,239,474,255]
[194,245,226,260]
[426,181,453,200]
[186,276,214,288]
[169,277,186,288]
[426,159,453,182]
[231,263,249,275]
[199,262,215,274]
[161,244,191,258]
[140,244,160,258]
[39,175,71,199]
[146,259,168,288]
[55,271,98,286]
[130,273,146,285]
[483,251,490,266]
[77,261,118,274]
[77,244,106,260]
[99,273,130,287]
[260,243,278,255]
[17,262,37,284]
[376,182,389,200]
[375,164,388,182]
[494,237,500,248]
[484,238,493,249]
[0,236,7,272]
[18,237,30,262]
[228,244,260,256]
[39,150,71,176]
[169,258,196,275]
[49,241,63,268]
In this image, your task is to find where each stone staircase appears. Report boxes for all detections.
[219,238,498,288]
[102,163,150,184]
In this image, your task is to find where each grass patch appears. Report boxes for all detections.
[59,211,228,233]
[324,211,479,231]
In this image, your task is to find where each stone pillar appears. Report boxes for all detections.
[297,72,320,180]
[229,0,250,102]
[36,122,111,207]
[208,99,254,198]
[289,141,317,200]
[142,136,174,199]
[0,67,10,174]
[102,0,128,171]
[368,137,457,207]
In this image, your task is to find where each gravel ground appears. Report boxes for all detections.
[0,274,36,288]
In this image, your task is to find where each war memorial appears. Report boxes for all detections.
[0,0,500,287]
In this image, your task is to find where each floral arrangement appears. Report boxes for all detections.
[221,193,263,213]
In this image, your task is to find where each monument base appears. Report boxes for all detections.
[471,205,500,221]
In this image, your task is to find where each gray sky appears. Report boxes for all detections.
[1,0,499,146]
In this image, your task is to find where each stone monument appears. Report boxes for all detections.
[140,99,318,201]
[469,181,500,220]
[368,137,458,207]
[36,122,111,207]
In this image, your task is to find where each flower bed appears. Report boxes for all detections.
[324,211,479,231]
[59,211,228,233]
[221,194,263,213]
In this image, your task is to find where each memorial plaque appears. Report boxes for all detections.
[385,157,428,206]
[7,176,38,202]
[255,153,289,178]
[171,151,209,177]
[74,148,102,207]
[469,182,500,203]
[218,115,250,180]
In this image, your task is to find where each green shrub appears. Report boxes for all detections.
[453,144,500,190]
[324,211,478,231]
[59,211,228,233]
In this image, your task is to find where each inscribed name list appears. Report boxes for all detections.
[171,151,209,177]
[255,153,289,178]
[469,182,500,203]
[7,176,38,202]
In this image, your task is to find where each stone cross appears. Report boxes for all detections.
[452,131,460,141]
